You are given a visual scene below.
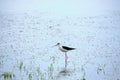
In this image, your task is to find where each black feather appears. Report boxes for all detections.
[62,46,75,50]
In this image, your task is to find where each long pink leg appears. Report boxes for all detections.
[65,52,68,69]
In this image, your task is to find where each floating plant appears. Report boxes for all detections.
[19,61,23,71]
[1,72,15,80]
[28,73,32,80]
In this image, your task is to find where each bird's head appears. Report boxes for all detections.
[54,43,60,46]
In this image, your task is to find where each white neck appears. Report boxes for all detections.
[57,44,68,52]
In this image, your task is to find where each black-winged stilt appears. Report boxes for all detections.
[55,43,75,69]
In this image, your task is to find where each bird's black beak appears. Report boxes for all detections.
[53,43,60,47]
[52,44,57,47]
[54,44,57,46]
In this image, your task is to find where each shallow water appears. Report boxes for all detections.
[0,11,120,80]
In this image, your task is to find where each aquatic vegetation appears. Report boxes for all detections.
[81,65,86,80]
[36,67,47,80]
[97,68,102,74]
[49,63,54,71]
[0,55,4,67]
[48,56,56,80]
[28,73,32,80]
[50,56,56,64]
[19,61,23,71]
[23,66,26,71]
[48,63,54,80]
[81,78,86,80]
[96,64,106,75]
[1,72,15,80]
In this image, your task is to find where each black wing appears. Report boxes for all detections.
[62,46,75,50]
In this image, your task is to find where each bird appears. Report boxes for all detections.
[55,43,75,69]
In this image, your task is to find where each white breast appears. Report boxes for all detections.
[58,46,68,52]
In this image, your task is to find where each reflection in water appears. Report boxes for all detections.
[56,68,74,80]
